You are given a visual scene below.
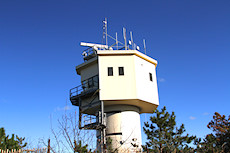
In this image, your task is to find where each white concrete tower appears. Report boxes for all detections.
[70,40,159,152]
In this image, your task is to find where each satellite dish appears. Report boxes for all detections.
[136,46,140,51]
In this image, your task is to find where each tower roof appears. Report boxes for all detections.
[97,50,158,66]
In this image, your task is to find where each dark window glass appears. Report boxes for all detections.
[108,67,113,76]
[93,75,99,86]
[88,78,93,88]
[119,67,124,76]
[149,73,153,81]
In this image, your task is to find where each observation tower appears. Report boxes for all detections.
[70,19,159,152]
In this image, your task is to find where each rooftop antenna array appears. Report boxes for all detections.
[83,19,147,57]
[102,18,145,52]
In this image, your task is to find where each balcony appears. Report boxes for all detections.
[70,75,99,106]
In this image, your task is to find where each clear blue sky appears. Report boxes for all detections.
[1,0,230,148]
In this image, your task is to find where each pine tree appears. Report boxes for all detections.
[0,127,27,150]
[143,106,196,153]
[195,112,230,153]
[74,140,91,153]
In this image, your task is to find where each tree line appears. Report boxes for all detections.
[143,106,230,153]
[0,127,27,150]
[1,106,229,153]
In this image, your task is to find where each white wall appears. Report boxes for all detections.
[134,56,159,106]
[104,105,142,152]
[120,111,142,151]
[98,55,137,100]
[97,50,159,113]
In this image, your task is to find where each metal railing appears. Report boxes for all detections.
[81,44,133,61]
[82,47,97,61]
[70,75,99,98]
[82,114,97,126]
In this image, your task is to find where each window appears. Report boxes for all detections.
[93,75,99,87]
[149,73,153,81]
[88,77,93,88]
[81,75,99,90]
[119,67,124,76]
[108,67,113,76]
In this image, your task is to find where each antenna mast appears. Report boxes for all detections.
[130,31,134,50]
[116,32,118,50]
[123,27,127,50]
[103,18,108,46]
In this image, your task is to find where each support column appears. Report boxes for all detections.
[105,105,142,153]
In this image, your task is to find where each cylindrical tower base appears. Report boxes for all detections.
[102,105,142,152]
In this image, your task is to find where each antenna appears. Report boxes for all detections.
[130,31,134,50]
[116,32,118,50]
[103,18,108,46]
[123,27,127,50]
[143,39,146,54]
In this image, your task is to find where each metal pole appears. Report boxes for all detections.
[143,39,146,54]
[79,98,82,129]
[116,32,118,50]
[130,31,134,50]
[101,100,105,153]
[123,28,127,50]
[105,18,108,46]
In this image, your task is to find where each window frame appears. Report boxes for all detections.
[118,67,124,76]
[108,67,113,76]
[149,73,153,81]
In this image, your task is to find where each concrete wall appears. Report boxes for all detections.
[98,55,137,100]
[97,50,159,113]
[77,50,159,109]
[79,61,98,81]
[104,105,142,152]
[120,110,142,152]
[134,55,159,106]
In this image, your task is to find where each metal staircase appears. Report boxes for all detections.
[70,75,106,152]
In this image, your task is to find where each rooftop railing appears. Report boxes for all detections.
[81,45,132,61]
[82,47,97,61]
